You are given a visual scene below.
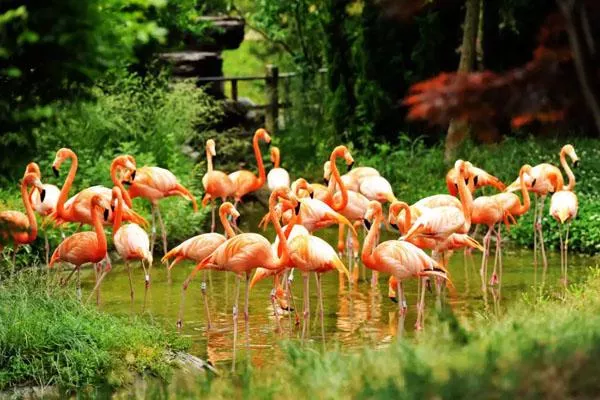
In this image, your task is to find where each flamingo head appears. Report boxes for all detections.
[562,144,579,167]
[90,195,111,222]
[270,146,280,166]
[52,148,74,177]
[23,173,45,200]
[323,161,332,184]
[206,139,216,156]
[25,162,41,179]
[220,201,240,222]
[255,128,272,144]
[364,200,382,229]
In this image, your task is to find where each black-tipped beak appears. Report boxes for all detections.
[389,296,398,303]
[473,175,479,186]
[103,209,109,221]
[323,178,329,185]
[309,192,314,199]
[111,205,115,212]
[573,160,580,168]
[131,170,136,180]
[40,189,46,202]
[122,180,131,186]
[390,222,399,231]
[363,218,372,230]
[464,177,469,184]
[346,161,355,172]
[294,202,301,215]
[531,178,537,188]
[52,166,59,178]
[280,305,295,311]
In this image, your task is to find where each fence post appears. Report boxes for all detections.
[265,64,279,134]
[231,79,238,101]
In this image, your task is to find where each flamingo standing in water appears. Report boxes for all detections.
[201,139,235,232]
[362,201,450,332]
[121,157,197,257]
[24,162,60,264]
[49,195,111,300]
[177,188,298,371]
[228,128,271,205]
[0,173,45,271]
[549,158,579,282]
[95,187,153,303]
[505,144,579,269]
[267,146,290,191]
[163,201,240,328]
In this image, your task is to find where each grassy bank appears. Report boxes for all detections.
[0,273,189,393]
[199,267,600,399]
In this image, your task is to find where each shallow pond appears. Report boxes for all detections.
[65,202,596,397]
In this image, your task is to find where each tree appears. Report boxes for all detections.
[402,0,600,142]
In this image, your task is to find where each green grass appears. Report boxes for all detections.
[198,267,600,399]
[0,272,189,392]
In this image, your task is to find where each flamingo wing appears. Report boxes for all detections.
[49,231,104,267]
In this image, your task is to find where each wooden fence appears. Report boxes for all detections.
[196,65,327,134]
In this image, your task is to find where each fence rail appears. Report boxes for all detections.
[196,65,327,133]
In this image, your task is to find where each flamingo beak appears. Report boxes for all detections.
[131,170,136,181]
[40,189,46,203]
[103,209,109,221]
[346,161,355,172]
[573,159,580,168]
[52,166,59,177]
[363,218,372,230]
[294,202,301,215]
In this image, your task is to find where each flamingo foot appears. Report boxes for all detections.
[414,322,423,331]
[489,273,499,286]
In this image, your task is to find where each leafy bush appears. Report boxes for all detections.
[0,273,189,391]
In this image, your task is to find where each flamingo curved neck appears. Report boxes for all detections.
[220,209,236,239]
[92,206,107,256]
[206,148,214,173]
[272,149,280,168]
[270,194,293,269]
[517,168,531,215]
[456,166,473,231]
[57,151,78,218]
[361,213,382,266]
[21,178,38,241]
[253,134,267,189]
[329,149,348,211]
[110,161,133,208]
[394,203,412,233]
[560,148,576,191]
[113,190,124,235]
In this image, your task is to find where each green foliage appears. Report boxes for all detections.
[0,272,189,391]
[0,74,218,269]
[198,268,600,398]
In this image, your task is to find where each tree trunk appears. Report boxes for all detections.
[444,0,481,163]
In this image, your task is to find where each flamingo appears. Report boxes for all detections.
[201,139,236,233]
[362,201,450,332]
[122,158,198,257]
[163,201,240,328]
[323,160,380,193]
[228,128,270,204]
[446,162,505,196]
[95,186,153,303]
[400,160,474,244]
[48,195,111,300]
[359,175,397,203]
[550,159,579,282]
[50,148,146,228]
[0,173,45,271]
[109,155,136,209]
[267,146,290,191]
[505,144,579,269]
[24,162,60,264]
[177,188,298,371]
[392,195,462,236]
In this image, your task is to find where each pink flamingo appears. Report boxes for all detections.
[267,146,290,191]
[228,128,271,204]
[202,139,235,232]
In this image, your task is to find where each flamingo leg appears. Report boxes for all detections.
[270,286,283,333]
[286,270,301,326]
[150,205,157,255]
[480,226,493,282]
[490,226,500,286]
[61,266,77,287]
[202,272,212,330]
[44,231,50,266]
[537,195,548,269]
[140,259,150,289]
[11,246,17,277]
[415,277,427,331]
[565,223,571,284]
[232,274,241,373]
[155,205,168,260]
[76,267,82,301]
[396,280,405,337]
[316,273,325,342]
[301,273,310,341]
[126,261,134,303]
[244,272,251,350]
[533,195,538,267]
[558,223,564,283]
[87,258,112,304]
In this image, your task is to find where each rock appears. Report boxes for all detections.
[158,52,224,97]
[186,16,245,51]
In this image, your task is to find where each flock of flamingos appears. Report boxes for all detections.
[0,128,580,361]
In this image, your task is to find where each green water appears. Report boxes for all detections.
[66,202,595,396]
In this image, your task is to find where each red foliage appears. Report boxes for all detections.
[403,4,598,130]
